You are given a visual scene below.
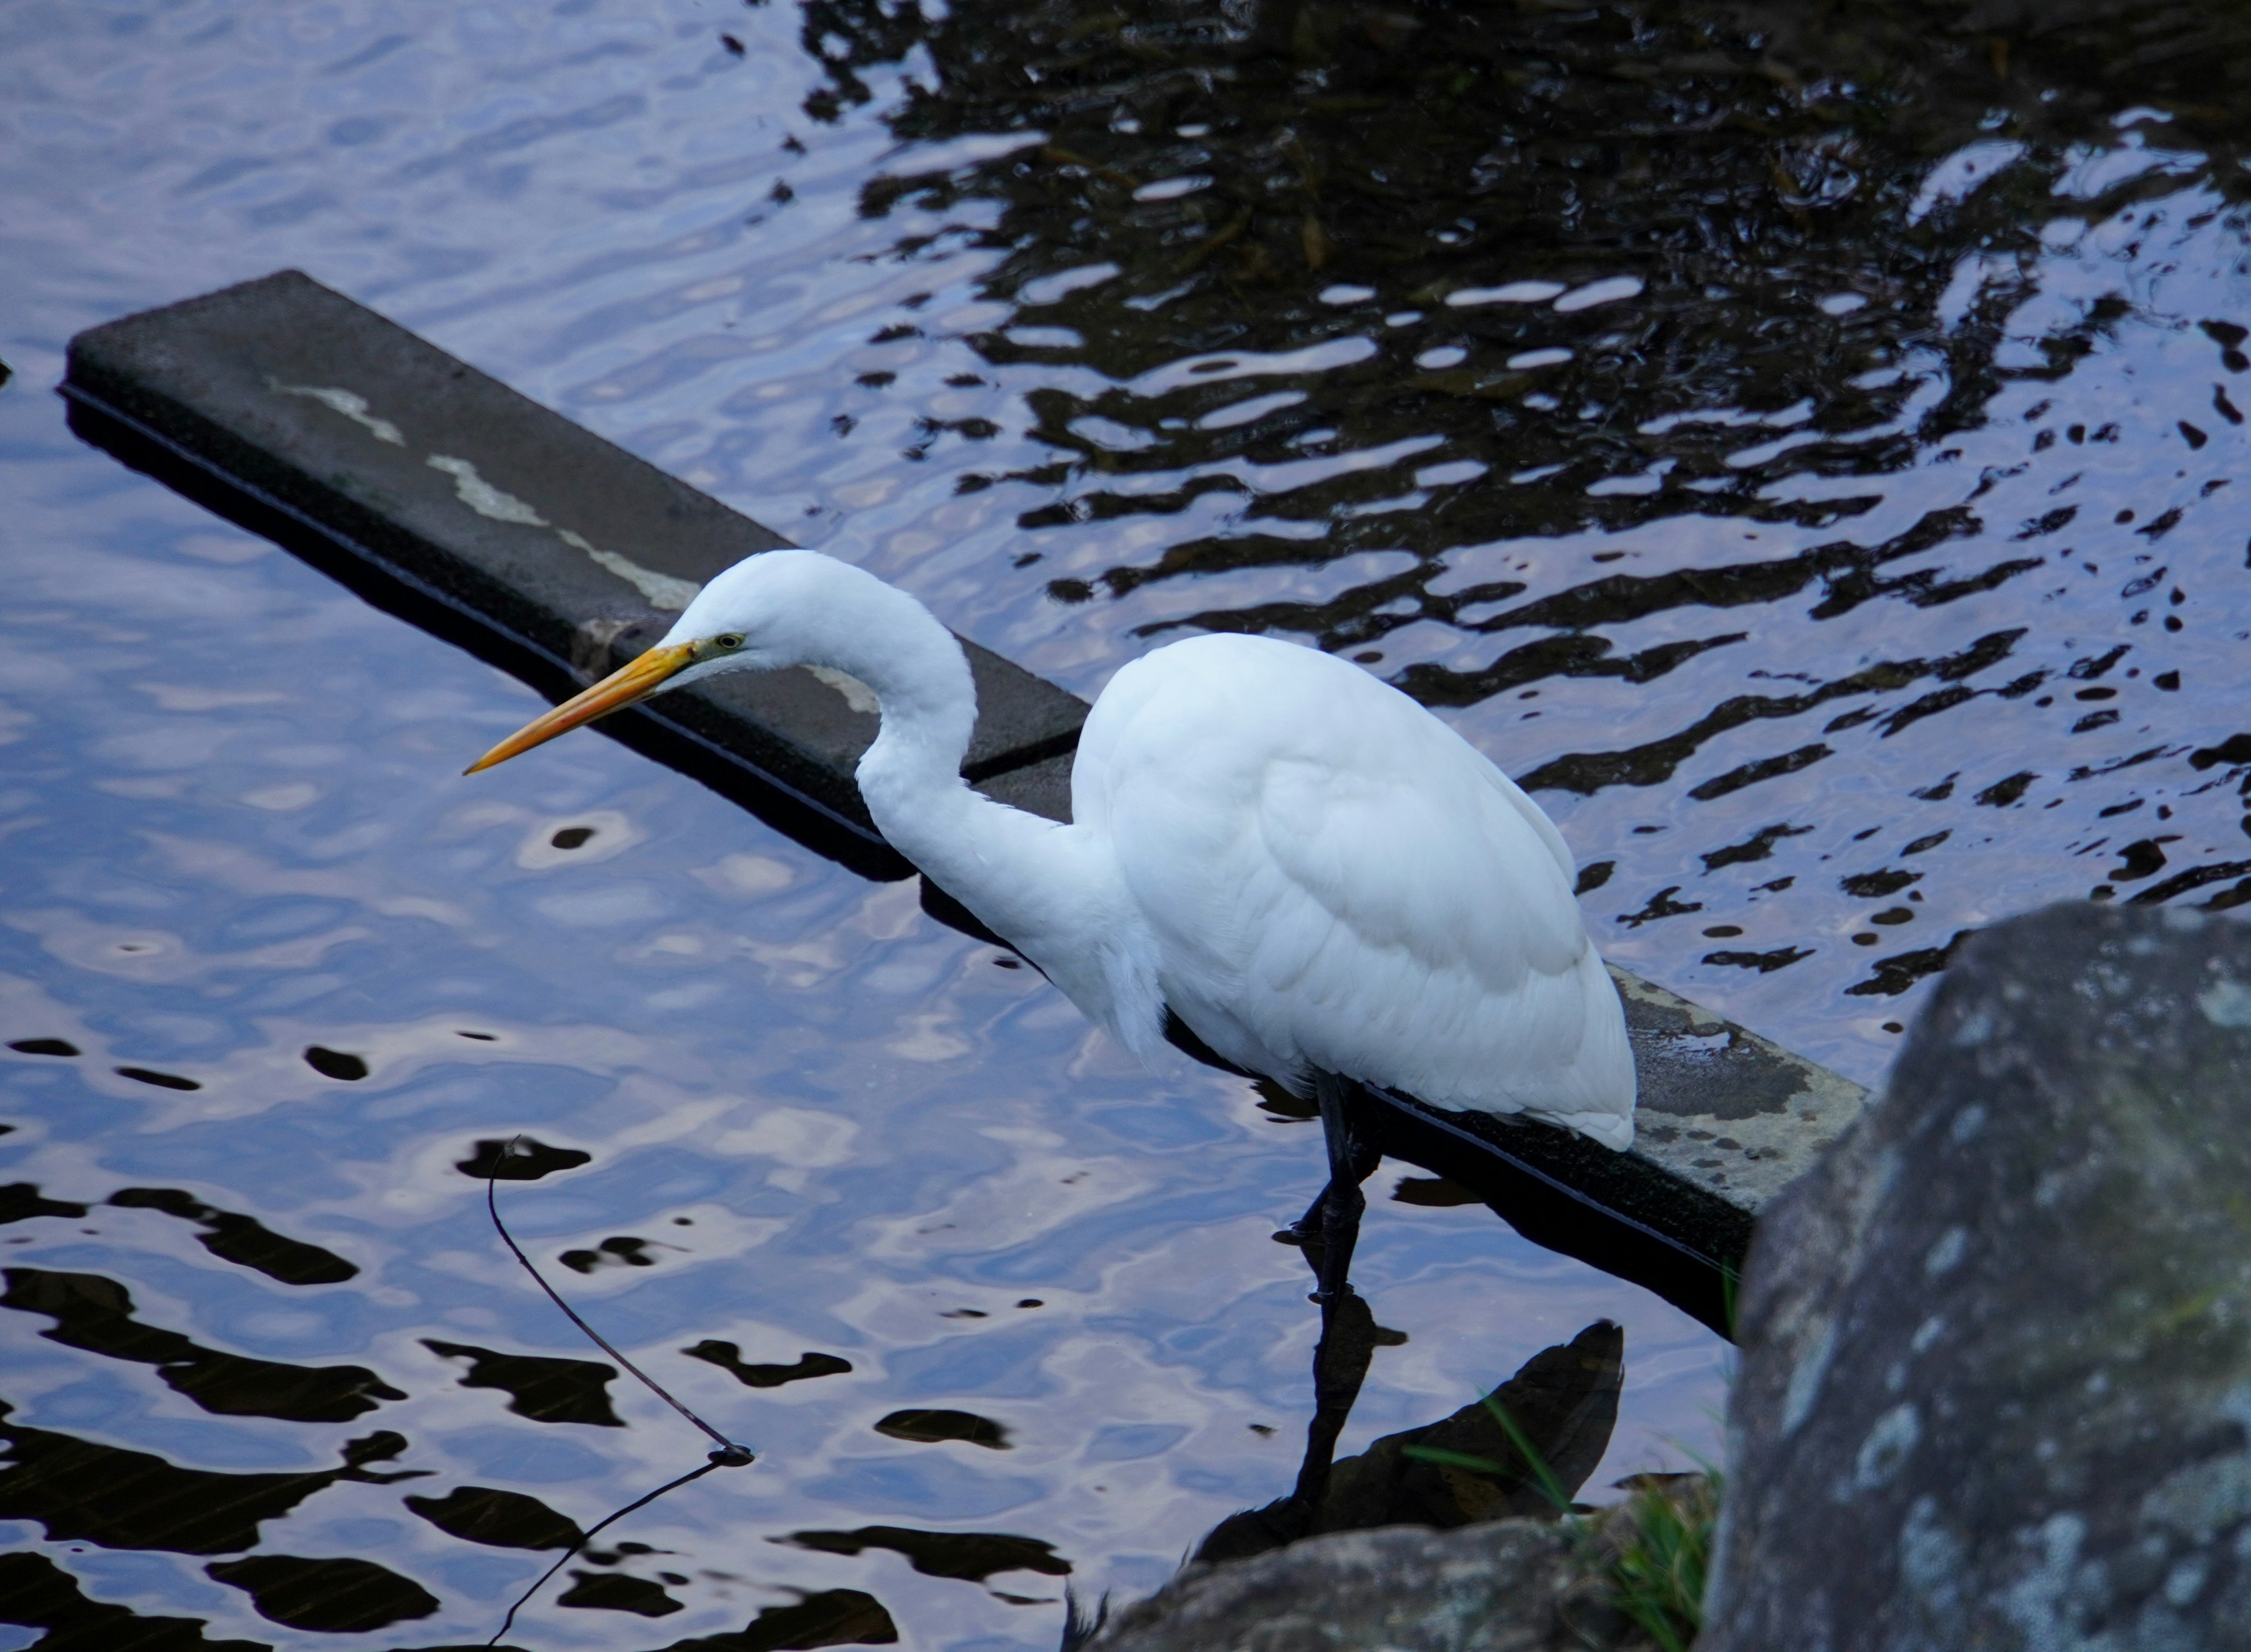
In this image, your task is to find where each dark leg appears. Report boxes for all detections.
[1274,1181,1332,1249]
[1270,1089,1342,1256]
[1310,1070,1380,1304]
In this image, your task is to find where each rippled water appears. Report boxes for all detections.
[5,0,2251,1646]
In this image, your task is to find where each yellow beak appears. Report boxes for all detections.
[464,641,698,775]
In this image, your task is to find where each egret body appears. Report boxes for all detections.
[470,550,1635,1300]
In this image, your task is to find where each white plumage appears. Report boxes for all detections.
[468,550,1637,1294]
[1076,632,1634,1148]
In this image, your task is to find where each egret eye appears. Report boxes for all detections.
[714,633,746,650]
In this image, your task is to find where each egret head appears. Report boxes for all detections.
[464,550,875,775]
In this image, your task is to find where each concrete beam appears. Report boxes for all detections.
[63,270,1086,878]
[66,271,1868,1336]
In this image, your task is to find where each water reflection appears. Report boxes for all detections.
[1192,1231,1626,1568]
[4,1268,405,1425]
[783,0,2251,1081]
[8,0,2251,1643]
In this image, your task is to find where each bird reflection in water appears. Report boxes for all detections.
[1196,1215,1626,1564]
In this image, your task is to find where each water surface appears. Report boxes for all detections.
[4,0,2251,1646]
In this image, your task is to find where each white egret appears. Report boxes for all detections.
[468,550,1634,1302]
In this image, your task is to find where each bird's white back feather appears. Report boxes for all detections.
[1076,633,1634,1146]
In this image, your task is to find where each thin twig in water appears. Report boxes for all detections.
[485,1152,751,1460]
[482,1139,754,1646]
[489,1458,732,1647]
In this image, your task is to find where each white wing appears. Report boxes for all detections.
[1076,633,1634,1149]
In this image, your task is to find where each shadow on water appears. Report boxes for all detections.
[9,0,2251,1645]
[0,1187,1611,1648]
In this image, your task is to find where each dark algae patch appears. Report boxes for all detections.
[559,1233,663,1273]
[1390,1176,1482,1207]
[0,1551,271,1652]
[404,1484,585,1550]
[872,1408,1012,1449]
[107,1187,358,1285]
[0,1405,422,1552]
[300,1044,369,1081]
[421,1338,623,1426]
[778,1527,1070,1583]
[683,1343,854,1388]
[454,1137,593,1181]
[557,1569,685,1616]
[114,1065,199,1091]
[5,1038,79,1058]
[677,1589,899,1651]
[0,1184,88,1224]
[205,1555,438,1633]
[1,1269,404,1423]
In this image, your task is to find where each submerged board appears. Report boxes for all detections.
[62,271,1084,876]
[66,270,1868,1334]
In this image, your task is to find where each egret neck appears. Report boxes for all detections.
[828,578,1147,1050]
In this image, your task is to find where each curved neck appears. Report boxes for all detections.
[837,593,1080,935]
[665,550,1157,1059]
[837,598,1138,1043]
[821,582,980,795]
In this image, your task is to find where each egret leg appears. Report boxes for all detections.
[1275,1183,1331,1250]
[1310,1070,1380,1305]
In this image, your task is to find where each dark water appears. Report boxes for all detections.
[4,0,2251,1646]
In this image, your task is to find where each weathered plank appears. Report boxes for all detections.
[62,270,1084,876]
[65,271,1868,1334]
[1371,971,1865,1331]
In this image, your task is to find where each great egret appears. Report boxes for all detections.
[468,551,1634,1303]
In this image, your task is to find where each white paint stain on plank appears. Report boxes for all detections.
[426,454,546,525]
[267,381,404,445]
[563,534,703,612]
[807,665,879,716]
[265,382,879,716]
[424,454,703,611]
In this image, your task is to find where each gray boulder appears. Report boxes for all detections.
[1705,901,2251,1651]
[1084,1470,1710,1652]
[1089,1515,1616,1652]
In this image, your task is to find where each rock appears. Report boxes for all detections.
[1086,1481,1708,1652]
[1090,1516,1583,1652]
[1705,901,2251,1650]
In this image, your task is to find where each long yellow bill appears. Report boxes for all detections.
[464,641,698,775]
